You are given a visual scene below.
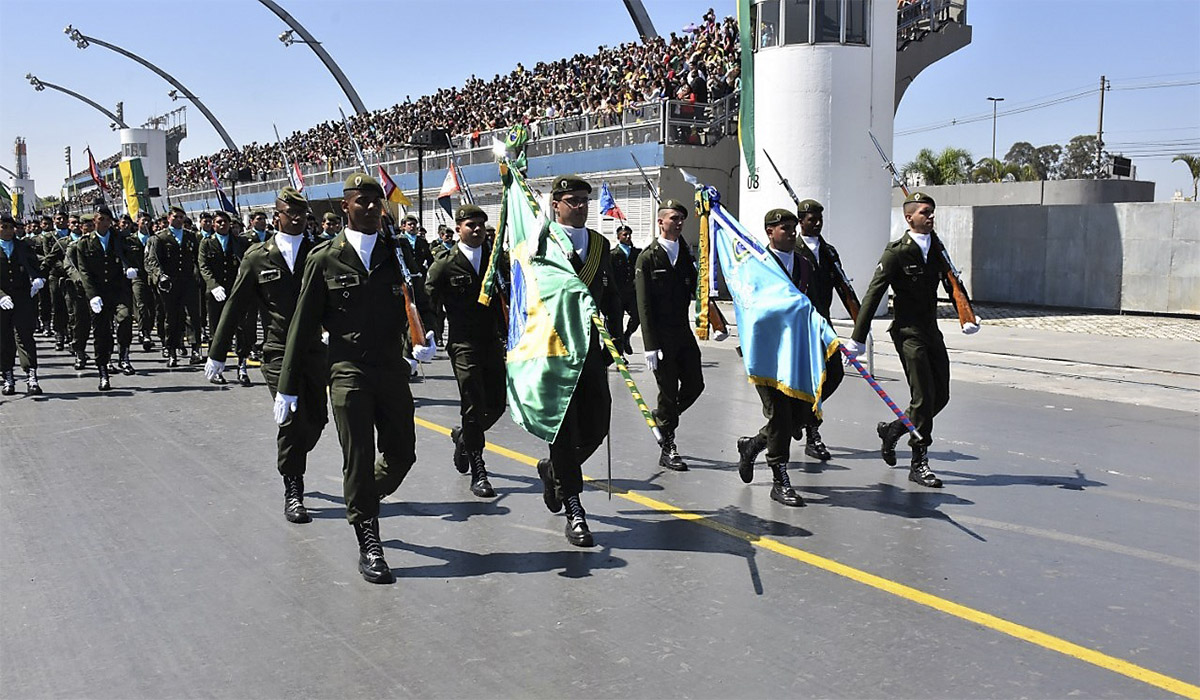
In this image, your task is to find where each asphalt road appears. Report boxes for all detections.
[2,335,1197,699]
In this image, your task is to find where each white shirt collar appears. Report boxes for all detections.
[658,235,680,266]
[458,241,483,274]
[344,227,377,269]
[801,235,820,262]
[909,231,931,262]
[770,246,794,276]
[562,225,589,259]
[275,232,303,272]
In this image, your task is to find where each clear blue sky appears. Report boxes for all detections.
[1,0,1197,202]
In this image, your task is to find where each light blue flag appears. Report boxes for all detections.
[703,187,839,415]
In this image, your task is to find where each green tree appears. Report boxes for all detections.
[1171,154,1199,200]
[902,147,974,186]
[1004,141,1063,180]
[1060,135,1109,180]
[971,157,1038,183]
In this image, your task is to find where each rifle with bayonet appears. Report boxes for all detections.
[762,149,861,321]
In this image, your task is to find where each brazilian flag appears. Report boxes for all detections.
[118,158,151,219]
[479,163,597,442]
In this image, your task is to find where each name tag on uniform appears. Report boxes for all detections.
[450,273,471,288]
[903,264,922,277]
[258,269,282,283]
[651,269,667,280]
[329,272,361,289]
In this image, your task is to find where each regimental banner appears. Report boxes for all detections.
[118,158,151,219]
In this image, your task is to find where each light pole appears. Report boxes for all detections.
[27,74,129,129]
[259,0,368,116]
[64,25,239,152]
[986,96,1004,168]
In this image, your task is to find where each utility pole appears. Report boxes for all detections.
[987,96,1004,179]
[64,146,76,210]
[1096,75,1109,178]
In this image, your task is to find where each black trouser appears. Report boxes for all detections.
[64,280,89,355]
[547,337,610,500]
[261,346,328,478]
[892,328,950,447]
[617,291,639,341]
[650,334,704,434]
[329,360,414,524]
[37,285,52,331]
[161,285,201,351]
[205,296,253,359]
[792,350,845,428]
[754,384,813,467]
[448,338,506,451]
[90,293,133,366]
[131,277,156,340]
[1,298,38,372]
[48,275,69,339]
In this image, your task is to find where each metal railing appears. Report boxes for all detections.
[897,0,967,47]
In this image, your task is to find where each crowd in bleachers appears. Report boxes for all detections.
[168,9,740,189]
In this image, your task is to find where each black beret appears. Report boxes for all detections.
[343,172,384,196]
[168,205,186,215]
[616,224,632,234]
[0,214,17,225]
[80,213,96,223]
[455,204,487,222]
[796,199,824,214]
[551,175,592,196]
[402,214,418,224]
[322,212,341,223]
[95,206,114,219]
[213,210,233,221]
[277,186,309,208]
[198,211,213,220]
[764,208,798,226]
[904,191,936,207]
[658,199,688,219]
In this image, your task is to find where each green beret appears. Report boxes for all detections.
[402,214,418,224]
[796,199,824,215]
[198,211,213,220]
[764,208,798,226]
[168,205,186,215]
[213,210,232,221]
[343,172,385,196]
[904,191,936,207]
[455,204,487,222]
[277,187,308,207]
[1,214,17,225]
[658,199,688,219]
[551,175,592,196]
[322,212,340,223]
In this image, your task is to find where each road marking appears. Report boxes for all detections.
[414,415,1200,699]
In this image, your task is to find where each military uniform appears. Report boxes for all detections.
[277,173,433,583]
[210,192,328,523]
[850,192,954,488]
[33,222,55,336]
[1,226,45,394]
[124,229,159,351]
[610,232,640,354]
[66,218,137,388]
[145,213,203,366]
[425,204,507,497]
[242,223,275,359]
[634,200,704,470]
[198,229,252,381]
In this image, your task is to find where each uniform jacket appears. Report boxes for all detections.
[145,228,200,289]
[242,228,275,247]
[634,237,697,352]
[198,234,248,292]
[610,242,641,300]
[398,233,435,276]
[39,232,71,279]
[796,235,848,321]
[0,238,42,300]
[569,229,624,353]
[425,243,507,345]
[852,231,950,343]
[210,235,316,360]
[66,231,133,301]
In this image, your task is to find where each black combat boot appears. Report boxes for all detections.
[189,346,205,365]
[237,358,251,386]
[804,425,831,461]
[468,451,495,498]
[283,475,311,523]
[563,495,594,547]
[97,365,111,392]
[449,426,469,473]
[54,335,65,351]
[877,420,906,466]
[73,352,88,371]
[769,462,805,507]
[353,518,394,584]
[1,370,14,396]
[736,435,766,484]
[537,458,561,513]
[25,368,42,395]
[908,444,943,488]
[166,349,179,368]
[118,346,136,375]
[141,335,154,352]
[658,431,688,471]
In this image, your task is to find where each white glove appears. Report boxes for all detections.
[413,330,436,363]
[30,278,45,296]
[125,267,138,280]
[841,338,866,360]
[89,296,103,314]
[644,349,662,371]
[0,296,12,311]
[320,330,330,345]
[713,329,729,342]
[961,321,980,335]
[273,393,298,425]
[204,358,225,381]
[211,286,227,302]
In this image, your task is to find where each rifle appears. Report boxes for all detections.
[631,154,731,337]
[763,149,861,321]
[868,132,976,329]
[339,105,429,347]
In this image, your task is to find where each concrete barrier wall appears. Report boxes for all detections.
[890,201,1199,315]
[890,179,1156,207]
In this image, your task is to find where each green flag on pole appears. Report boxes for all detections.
[737,0,756,180]
[480,162,597,442]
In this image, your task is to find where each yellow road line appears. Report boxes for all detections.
[415,415,1199,698]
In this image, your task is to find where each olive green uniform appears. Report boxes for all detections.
[425,244,507,453]
[198,233,252,354]
[66,231,135,368]
[211,236,328,477]
[278,231,427,524]
[611,241,640,343]
[634,238,704,435]
[851,231,952,447]
[144,228,202,353]
[1,237,43,374]
[794,235,847,426]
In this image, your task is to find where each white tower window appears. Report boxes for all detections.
[758,0,870,48]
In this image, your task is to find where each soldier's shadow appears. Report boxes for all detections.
[385,539,627,580]
[32,389,136,400]
[412,397,464,409]
[800,482,985,540]
[937,468,1105,491]
[836,447,979,463]
[305,490,513,522]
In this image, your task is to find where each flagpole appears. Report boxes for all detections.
[839,346,923,442]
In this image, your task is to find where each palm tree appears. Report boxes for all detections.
[1172,154,1199,200]
[902,147,973,186]
[971,158,1039,183]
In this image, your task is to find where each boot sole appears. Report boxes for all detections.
[360,565,395,584]
[908,473,943,488]
[285,511,312,523]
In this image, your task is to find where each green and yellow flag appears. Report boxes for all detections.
[737,0,756,179]
[118,158,150,219]
[0,182,12,217]
[479,163,597,442]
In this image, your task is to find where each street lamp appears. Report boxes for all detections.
[26,73,129,129]
[986,96,1004,168]
[64,24,239,152]
[259,0,368,115]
